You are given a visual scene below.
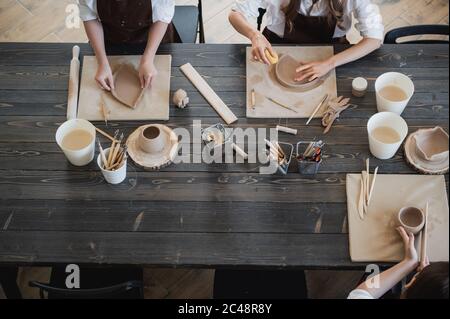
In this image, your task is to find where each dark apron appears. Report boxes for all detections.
[97,0,179,45]
[263,11,348,44]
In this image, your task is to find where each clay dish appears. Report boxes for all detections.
[139,125,165,154]
[413,127,449,162]
[275,55,321,90]
[397,207,425,234]
[111,64,145,109]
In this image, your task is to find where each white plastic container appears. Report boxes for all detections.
[55,119,96,166]
[97,147,127,185]
[367,112,408,160]
[375,72,414,115]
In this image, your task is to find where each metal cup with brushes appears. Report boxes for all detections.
[265,139,294,175]
[296,140,324,175]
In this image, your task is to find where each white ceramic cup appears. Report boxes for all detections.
[375,72,415,115]
[367,112,409,160]
[139,125,165,154]
[97,148,127,185]
[55,119,96,166]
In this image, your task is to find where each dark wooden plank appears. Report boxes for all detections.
[0,200,346,234]
[0,142,421,174]
[0,231,362,269]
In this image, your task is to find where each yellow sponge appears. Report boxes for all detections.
[265,49,279,65]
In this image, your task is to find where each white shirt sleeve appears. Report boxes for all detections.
[351,0,384,40]
[232,0,267,19]
[347,289,375,299]
[78,0,98,21]
[152,0,175,24]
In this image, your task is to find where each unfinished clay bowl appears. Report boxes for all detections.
[111,64,145,109]
[275,55,321,90]
[397,207,425,235]
[139,125,165,154]
[413,127,449,162]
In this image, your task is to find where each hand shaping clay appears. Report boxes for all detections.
[397,207,425,234]
[173,89,189,108]
[111,64,145,109]
[275,55,321,89]
[265,49,279,65]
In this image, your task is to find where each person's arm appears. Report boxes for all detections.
[83,20,115,91]
[294,37,381,82]
[139,21,169,89]
[353,227,420,299]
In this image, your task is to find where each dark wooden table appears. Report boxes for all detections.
[0,44,448,284]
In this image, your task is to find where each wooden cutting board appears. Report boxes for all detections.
[346,174,449,263]
[246,46,337,119]
[77,55,171,121]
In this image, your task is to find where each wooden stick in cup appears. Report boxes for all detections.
[95,127,119,143]
[97,139,108,169]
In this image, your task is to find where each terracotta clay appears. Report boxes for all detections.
[413,127,449,162]
[275,55,321,89]
[397,207,425,235]
[173,89,189,109]
[111,64,145,109]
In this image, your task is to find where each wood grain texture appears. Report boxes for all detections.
[0,43,448,270]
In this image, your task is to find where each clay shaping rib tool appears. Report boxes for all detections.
[367,166,379,206]
[251,89,256,110]
[306,94,328,125]
[180,63,237,124]
[67,45,80,120]
[420,202,429,263]
[358,174,366,220]
[267,97,298,113]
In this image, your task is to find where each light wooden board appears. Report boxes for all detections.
[246,46,337,119]
[346,174,449,263]
[77,55,171,121]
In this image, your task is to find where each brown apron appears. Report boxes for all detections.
[263,10,348,44]
[97,0,179,44]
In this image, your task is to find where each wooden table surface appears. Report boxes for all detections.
[0,43,448,270]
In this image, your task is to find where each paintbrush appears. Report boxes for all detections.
[107,130,120,168]
[267,97,298,113]
[97,139,108,169]
[306,94,328,125]
[100,98,109,126]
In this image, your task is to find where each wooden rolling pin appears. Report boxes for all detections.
[67,45,80,120]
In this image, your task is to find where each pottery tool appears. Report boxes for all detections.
[321,96,351,134]
[100,95,109,125]
[107,130,120,167]
[67,45,80,120]
[365,158,370,205]
[420,202,429,263]
[367,166,379,205]
[358,175,366,220]
[297,141,324,164]
[232,143,248,160]
[276,125,297,135]
[95,127,119,143]
[267,97,298,113]
[180,63,237,125]
[97,139,108,169]
[306,94,328,125]
[251,89,256,109]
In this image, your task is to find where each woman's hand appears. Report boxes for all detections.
[397,226,419,265]
[139,58,158,89]
[95,62,114,91]
[251,33,274,65]
[295,59,335,82]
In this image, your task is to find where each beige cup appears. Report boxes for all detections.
[55,119,96,166]
[367,112,408,160]
[139,125,165,154]
[397,207,425,234]
[375,72,414,115]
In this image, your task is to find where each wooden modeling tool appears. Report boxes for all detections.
[322,96,351,134]
[420,202,429,263]
[100,95,109,126]
[367,166,379,205]
[180,63,237,124]
[232,143,248,160]
[251,89,256,109]
[306,94,328,125]
[97,139,108,169]
[276,125,297,135]
[67,45,80,120]
[267,97,298,113]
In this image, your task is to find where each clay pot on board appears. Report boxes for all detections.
[397,207,425,234]
[139,125,165,154]
[413,127,449,163]
[275,55,322,90]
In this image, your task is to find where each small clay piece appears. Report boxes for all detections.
[111,64,145,109]
[173,89,189,109]
[413,127,449,162]
[265,49,279,65]
[404,129,449,175]
[352,77,368,97]
[276,55,321,89]
[397,207,425,235]
[126,124,179,170]
[251,89,256,109]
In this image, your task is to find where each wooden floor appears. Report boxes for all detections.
[0,0,448,299]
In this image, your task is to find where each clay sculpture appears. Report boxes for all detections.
[111,64,145,109]
[275,55,321,90]
[173,89,189,109]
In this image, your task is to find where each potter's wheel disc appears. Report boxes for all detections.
[404,133,449,175]
[126,124,179,170]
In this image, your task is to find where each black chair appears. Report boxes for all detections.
[257,8,267,31]
[384,24,449,44]
[0,267,22,299]
[213,270,308,299]
[173,0,205,43]
[29,266,144,299]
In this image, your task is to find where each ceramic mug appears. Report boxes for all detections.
[397,207,425,234]
[367,112,408,160]
[139,125,165,154]
[97,147,127,185]
[55,119,96,166]
[375,72,415,115]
